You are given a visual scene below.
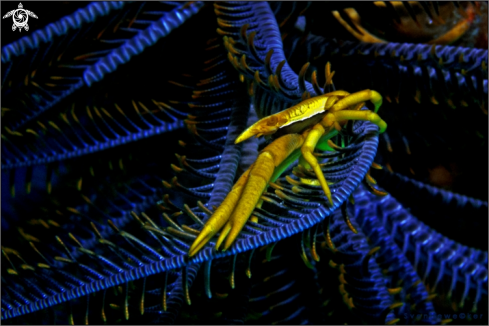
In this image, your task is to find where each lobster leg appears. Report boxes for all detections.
[323,110,387,133]
[330,89,383,113]
[300,124,335,205]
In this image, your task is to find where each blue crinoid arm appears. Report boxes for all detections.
[2,2,204,171]
[3,1,486,324]
[282,33,488,108]
[357,184,487,312]
[1,2,255,322]
[3,1,386,322]
[216,1,325,115]
[193,1,383,254]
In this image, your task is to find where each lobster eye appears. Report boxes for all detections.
[266,116,277,126]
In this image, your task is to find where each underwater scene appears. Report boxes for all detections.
[1,1,488,324]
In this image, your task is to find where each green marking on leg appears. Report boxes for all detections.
[315,130,339,151]
[271,148,302,183]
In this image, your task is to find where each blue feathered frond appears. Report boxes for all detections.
[2,1,487,324]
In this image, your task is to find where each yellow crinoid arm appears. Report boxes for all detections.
[332,8,387,44]
[427,16,472,45]
[188,133,305,257]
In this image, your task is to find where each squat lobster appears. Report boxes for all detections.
[188,89,386,257]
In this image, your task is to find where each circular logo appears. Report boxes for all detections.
[13,9,28,28]
[3,3,38,32]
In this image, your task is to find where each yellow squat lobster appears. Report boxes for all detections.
[188,89,387,257]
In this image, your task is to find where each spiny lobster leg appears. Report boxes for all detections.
[188,133,305,257]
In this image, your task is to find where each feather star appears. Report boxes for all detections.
[1,2,487,324]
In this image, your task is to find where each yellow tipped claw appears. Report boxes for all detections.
[188,170,250,257]
[217,151,277,251]
[189,134,305,257]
